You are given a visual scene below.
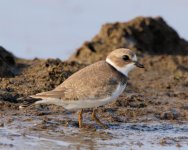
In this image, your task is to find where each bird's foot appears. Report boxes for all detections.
[92,109,108,129]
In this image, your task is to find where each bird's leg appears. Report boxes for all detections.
[78,109,83,128]
[91,109,108,129]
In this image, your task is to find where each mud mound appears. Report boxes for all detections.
[70,16,188,63]
[0,46,15,77]
[0,59,85,103]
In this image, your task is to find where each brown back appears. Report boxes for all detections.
[36,61,127,101]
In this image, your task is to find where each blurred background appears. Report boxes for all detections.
[0,0,187,60]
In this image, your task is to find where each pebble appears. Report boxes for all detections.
[160,109,180,120]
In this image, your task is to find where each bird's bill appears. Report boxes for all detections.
[134,61,144,68]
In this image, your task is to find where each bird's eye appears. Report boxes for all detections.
[122,55,129,61]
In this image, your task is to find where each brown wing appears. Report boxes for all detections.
[31,61,127,101]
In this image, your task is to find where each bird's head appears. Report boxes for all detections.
[106,48,144,76]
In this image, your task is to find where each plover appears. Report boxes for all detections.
[30,48,144,128]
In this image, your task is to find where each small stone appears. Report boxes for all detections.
[160,109,180,120]
[176,143,182,148]
[0,123,4,127]
[182,104,188,110]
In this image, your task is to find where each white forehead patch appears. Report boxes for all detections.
[132,54,137,61]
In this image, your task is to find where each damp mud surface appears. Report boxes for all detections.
[0,17,188,149]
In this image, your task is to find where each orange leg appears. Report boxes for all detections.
[91,109,108,129]
[78,109,83,128]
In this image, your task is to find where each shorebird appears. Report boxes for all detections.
[30,48,144,128]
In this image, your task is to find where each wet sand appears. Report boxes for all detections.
[1,112,188,149]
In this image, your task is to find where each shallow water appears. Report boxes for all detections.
[1,122,188,150]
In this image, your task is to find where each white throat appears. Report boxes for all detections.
[106,58,136,77]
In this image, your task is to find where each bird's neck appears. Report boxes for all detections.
[106,58,129,77]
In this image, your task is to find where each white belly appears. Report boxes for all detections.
[65,83,126,110]
[35,84,126,110]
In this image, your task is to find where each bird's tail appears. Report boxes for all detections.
[18,90,66,109]
[18,96,42,109]
[19,97,66,110]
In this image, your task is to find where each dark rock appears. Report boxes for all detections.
[0,46,15,77]
[70,16,188,63]
[0,89,19,103]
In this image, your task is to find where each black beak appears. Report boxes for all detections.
[134,61,144,68]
